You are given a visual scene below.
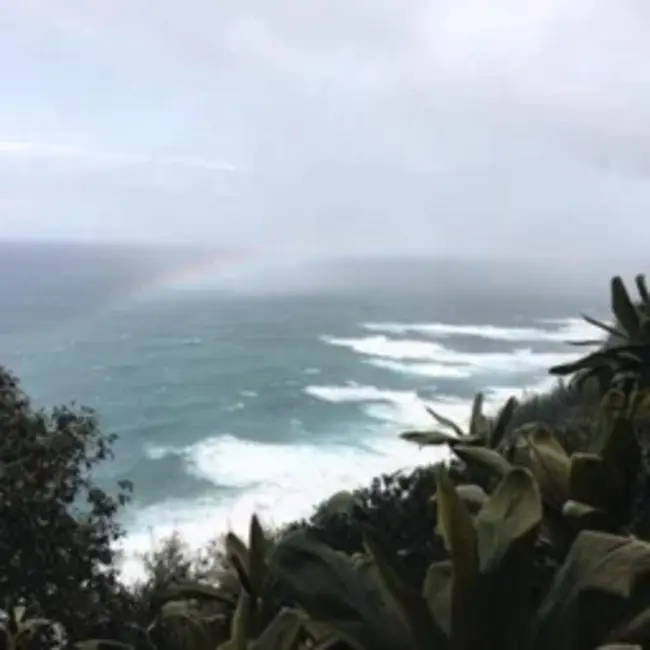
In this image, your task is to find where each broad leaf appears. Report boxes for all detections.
[436,466,479,649]
[526,428,570,510]
[528,531,650,650]
[362,525,449,650]
[452,445,513,478]
[269,530,409,650]
[475,468,542,573]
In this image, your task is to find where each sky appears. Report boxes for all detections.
[0,1,650,263]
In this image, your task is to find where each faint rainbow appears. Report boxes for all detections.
[103,249,266,313]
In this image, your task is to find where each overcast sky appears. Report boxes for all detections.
[1,1,650,262]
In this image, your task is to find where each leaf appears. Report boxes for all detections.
[230,591,252,650]
[475,468,542,574]
[452,445,513,478]
[362,525,449,650]
[526,428,571,510]
[422,560,453,637]
[488,396,518,449]
[469,393,485,435]
[635,273,649,306]
[400,430,461,447]
[248,514,269,597]
[424,406,465,437]
[529,531,650,650]
[581,314,628,341]
[250,608,305,650]
[612,276,641,338]
[436,466,479,650]
[431,484,487,514]
[268,530,409,650]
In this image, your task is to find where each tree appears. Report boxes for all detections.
[0,366,134,639]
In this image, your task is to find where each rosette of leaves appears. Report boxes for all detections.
[550,274,650,394]
[401,391,518,453]
[268,468,650,650]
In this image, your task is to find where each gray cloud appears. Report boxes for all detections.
[1,0,650,265]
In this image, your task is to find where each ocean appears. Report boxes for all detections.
[0,242,608,580]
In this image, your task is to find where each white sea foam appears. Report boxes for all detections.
[362,318,599,343]
[322,334,575,374]
[120,319,585,583]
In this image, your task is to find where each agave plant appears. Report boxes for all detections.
[401,392,518,453]
[550,275,650,394]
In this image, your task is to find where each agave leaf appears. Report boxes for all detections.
[230,591,253,650]
[436,467,480,649]
[424,406,465,437]
[581,314,628,340]
[635,273,650,306]
[248,514,268,597]
[597,646,642,650]
[452,445,513,478]
[268,530,410,650]
[431,484,487,514]
[525,428,571,510]
[468,393,485,435]
[612,276,641,338]
[475,468,542,574]
[400,430,461,447]
[249,608,305,650]
[529,531,650,650]
[488,396,518,450]
[422,560,453,637]
[549,348,627,377]
[362,525,449,650]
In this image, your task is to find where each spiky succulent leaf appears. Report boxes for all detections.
[611,276,641,338]
[400,430,463,447]
[424,406,465,437]
[635,273,650,306]
[488,396,518,449]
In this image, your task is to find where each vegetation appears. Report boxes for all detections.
[3,273,650,648]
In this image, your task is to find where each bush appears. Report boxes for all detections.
[0,366,133,638]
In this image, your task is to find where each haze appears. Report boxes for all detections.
[1,1,650,266]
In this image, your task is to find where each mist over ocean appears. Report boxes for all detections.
[0,242,609,580]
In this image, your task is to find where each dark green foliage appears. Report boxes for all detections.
[0,366,133,639]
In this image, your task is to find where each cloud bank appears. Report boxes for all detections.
[0,0,649,265]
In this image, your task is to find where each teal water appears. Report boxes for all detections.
[0,243,602,578]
